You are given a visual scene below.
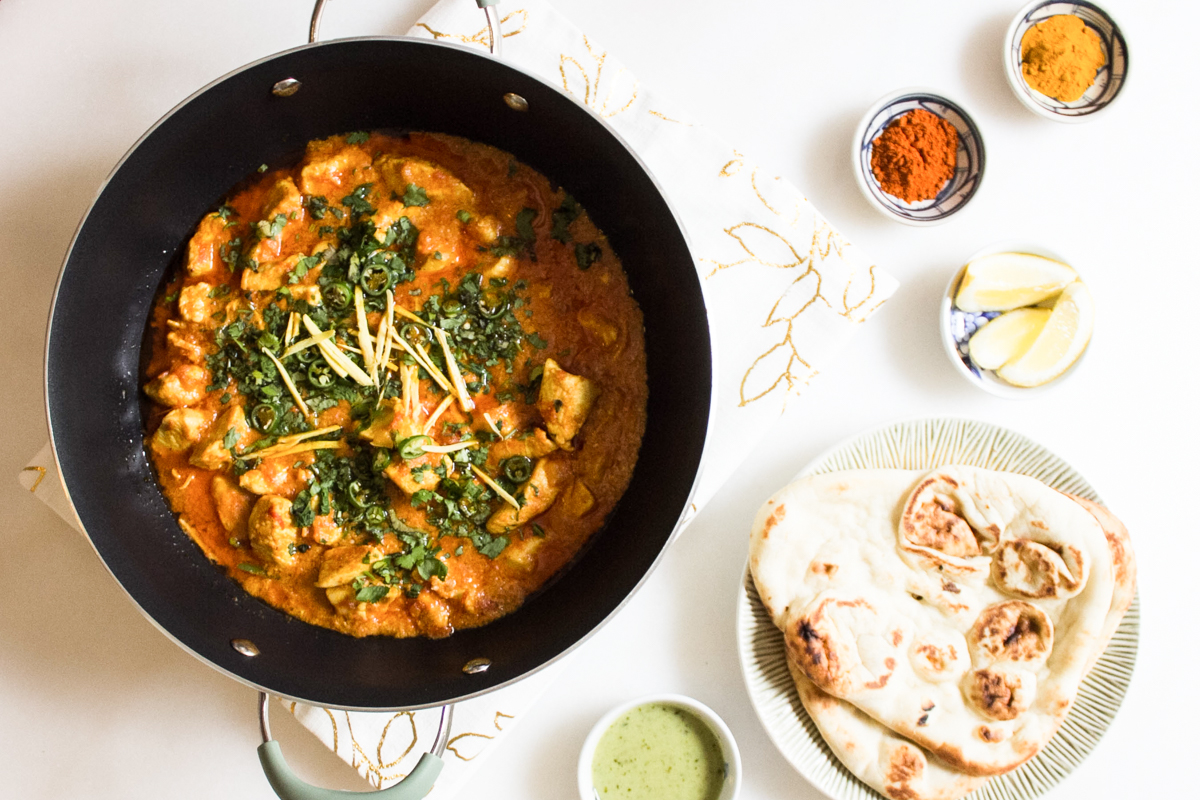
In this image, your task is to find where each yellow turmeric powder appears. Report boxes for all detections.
[1020,15,1106,102]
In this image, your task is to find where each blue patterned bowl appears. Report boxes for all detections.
[939,241,1091,398]
[1004,1,1129,122]
[852,88,985,226]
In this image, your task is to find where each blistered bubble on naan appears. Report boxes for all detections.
[964,665,1036,721]
[991,537,1087,599]
[784,591,908,698]
[908,628,970,683]
[967,601,1054,668]
[898,472,1001,579]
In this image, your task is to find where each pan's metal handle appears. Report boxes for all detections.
[256,692,455,800]
[309,0,503,57]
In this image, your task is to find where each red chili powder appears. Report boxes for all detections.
[869,109,959,203]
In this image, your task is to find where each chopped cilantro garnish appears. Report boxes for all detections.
[355,584,389,603]
[402,184,430,207]
[341,184,376,219]
[345,131,370,144]
[575,242,602,270]
[550,194,579,243]
[238,562,265,575]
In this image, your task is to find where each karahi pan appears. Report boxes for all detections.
[45,0,711,735]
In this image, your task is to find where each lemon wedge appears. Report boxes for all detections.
[996,281,1093,387]
[955,252,1077,312]
[968,308,1051,370]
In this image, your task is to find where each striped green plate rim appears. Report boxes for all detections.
[736,417,1139,800]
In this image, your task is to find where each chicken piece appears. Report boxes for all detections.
[310,512,343,545]
[431,564,490,614]
[468,215,501,244]
[238,457,313,498]
[384,456,441,496]
[260,177,303,220]
[300,140,373,197]
[414,591,452,633]
[186,213,232,277]
[502,535,544,572]
[144,363,210,408]
[189,405,249,470]
[151,408,210,452]
[291,284,322,306]
[178,282,220,324]
[166,329,207,364]
[211,474,254,534]
[486,457,571,533]
[482,255,515,280]
[369,199,420,243]
[358,397,421,449]
[577,308,621,349]
[560,479,596,518]
[376,155,474,206]
[536,359,599,450]
[485,428,557,472]
[416,220,465,267]
[241,254,300,292]
[315,545,381,588]
[247,494,299,567]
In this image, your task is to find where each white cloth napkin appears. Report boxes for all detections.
[21,0,895,793]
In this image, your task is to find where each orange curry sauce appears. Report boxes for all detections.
[143,132,647,638]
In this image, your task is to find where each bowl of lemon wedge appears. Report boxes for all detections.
[941,242,1094,397]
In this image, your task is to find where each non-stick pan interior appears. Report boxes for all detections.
[48,39,710,709]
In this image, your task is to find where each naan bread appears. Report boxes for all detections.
[780,490,1136,800]
[749,467,1115,777]
[789,659,988,800]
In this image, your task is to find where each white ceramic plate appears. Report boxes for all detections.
[736,416,1139,800]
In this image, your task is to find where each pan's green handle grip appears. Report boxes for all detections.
[258,741,444,800]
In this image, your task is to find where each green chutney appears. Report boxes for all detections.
[591,703,726,800]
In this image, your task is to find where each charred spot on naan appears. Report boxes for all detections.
[991,537,1087,600]
[785,594,903,697]
[901,477,980,557]
[908,629,969,683]
[967,601,1054,667]
[898,473,998,576]
[976,725,1010,743]
[964,666,1035,722]
[761,501,786,539]
[882,742,926,800]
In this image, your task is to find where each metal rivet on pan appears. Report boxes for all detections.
[503,93,529,112]
[272,78,302,97]
[231,639,261,657]
[463,658,491,674]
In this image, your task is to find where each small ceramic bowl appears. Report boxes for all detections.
[578,694,742,800]
[853,88,985,226]
[1004,1,1128,121]
[940,241,1090,398]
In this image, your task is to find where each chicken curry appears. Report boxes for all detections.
[142,132,647,638]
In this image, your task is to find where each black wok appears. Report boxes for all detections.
[46,1,711,731]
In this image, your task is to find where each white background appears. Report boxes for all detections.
[1,0,1195,797]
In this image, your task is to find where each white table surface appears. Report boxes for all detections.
[2,0,1195,797]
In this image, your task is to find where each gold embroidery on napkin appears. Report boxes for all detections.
[494,711,514,730]
[22,466,46,492]
[559,36,638,118]
[447,731,495,761]
[647,110,690,125]
[719,151,745,178]
[377,712,419,769]
[415,9,528,45]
